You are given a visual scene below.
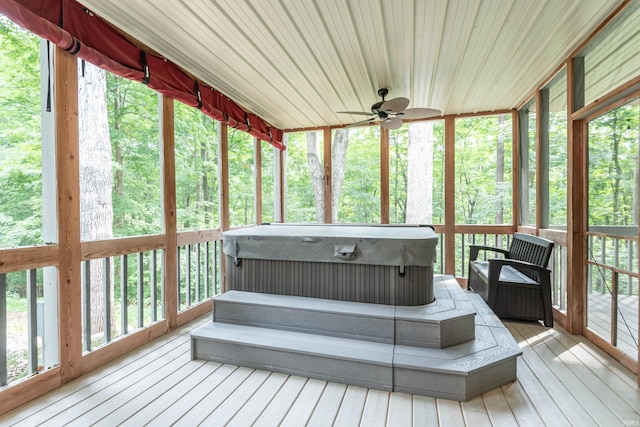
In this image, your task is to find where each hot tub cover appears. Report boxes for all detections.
[222,224,437,267]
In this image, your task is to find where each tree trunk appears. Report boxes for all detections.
[306,131,324,222]
[331,129,349,222]
[406,122,433,224]
[78,60,114,335]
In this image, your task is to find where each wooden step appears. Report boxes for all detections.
[191,275,522,401]
[212,275,476,349]
[191,322,395,391]
[190,312,520,401]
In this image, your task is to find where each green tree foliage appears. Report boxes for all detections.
[0,18,42,248]
[455,115,513,224]
[174,101,219,231]
[228,128,255,226]
[285,132,318,222]
[338,126,380,223]
[588,102,639,227]
[106,74,161,236]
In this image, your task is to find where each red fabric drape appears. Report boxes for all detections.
[0,0,285,149]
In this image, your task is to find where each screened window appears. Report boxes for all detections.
[0,18,44,248]
[547,70,568,228]
[261,141,275,223]
[389,120,445,224]
[79,71,160,241]
[334,127,380,223]
[174,101,219,231]
[228,129,255,227]
[285,131,323,223]
[455,114,512,224]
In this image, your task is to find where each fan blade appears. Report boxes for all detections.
[381,117,403,130]
[344,117,378,128]
[336,111,375,116]
[395,108,441,120]
[381,97,410,113]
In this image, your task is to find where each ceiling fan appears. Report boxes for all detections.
[337,88,441,130]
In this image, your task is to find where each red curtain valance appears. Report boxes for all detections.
[0,0,285,149]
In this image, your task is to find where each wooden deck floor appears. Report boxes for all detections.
[1,315,639,426]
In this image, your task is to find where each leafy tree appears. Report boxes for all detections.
[455,115,512,224]
[0,17,42,248]
[227,128,255,226]
[106,74,161,236]
[174,101,219,231]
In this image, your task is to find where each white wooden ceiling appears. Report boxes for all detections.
[80,0,624,131]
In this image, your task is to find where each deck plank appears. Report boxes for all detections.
[307,381,347,426]
[147,364,238,425]
[512,321,613,426]
[200,369,271,425]
[226,372,289,426]
[1,314,639,426]
[83,353,208,426]
[360,389,390,427]
[171,366,254,426]
[280,378,327,426]
[482,387,518,426]
[509,321,602,425]
[387,392,413,426]
[460,395,492,427]
[333,385,368,426]
[412,395,438,425]
[121,361,224,426]
[252,375,308,426]
[41,345,191,426]
[525,323,640,422]
[435,398,465,427]
[5,322,199,426]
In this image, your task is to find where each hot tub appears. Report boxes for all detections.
[222,224,438,306]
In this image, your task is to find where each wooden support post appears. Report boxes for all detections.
[254,137,263,224]
[567,119,586,335]
[444,116,456,276]
[511,110,520,233]
[218,122,229,291]
[567,56,586,335]
[55,46,82,383]
[324,128,332,223]
[380,127,390,224]
[160,95,178,329]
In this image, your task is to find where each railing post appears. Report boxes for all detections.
[186,245,192,307]
[27,269,39,374]
[137,252,144,328]
[0,274,6,386]
[205,242,211,299]
[82,261,91,352]
[611,271,618,347]
[121,254,128,335]
[103,257,111,343]
[196,242,202,303]
[177,246,181,311]
[151,250,157,322]
[214,241,220,294]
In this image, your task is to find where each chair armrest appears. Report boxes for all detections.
[469,245,510,261]
[487,258,551,285]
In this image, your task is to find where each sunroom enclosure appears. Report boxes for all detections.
[1,0,639,415]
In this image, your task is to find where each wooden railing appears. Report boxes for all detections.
[585,227,639,352]
[0,225,605,387]
[177,241,222,311]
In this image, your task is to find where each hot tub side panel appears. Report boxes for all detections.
[225,257,434,306]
